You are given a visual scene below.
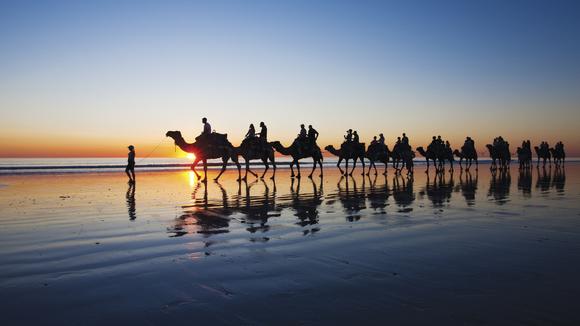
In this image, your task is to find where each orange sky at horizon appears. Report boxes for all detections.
[2,126,578,158]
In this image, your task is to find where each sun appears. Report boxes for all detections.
[186,153,195,160]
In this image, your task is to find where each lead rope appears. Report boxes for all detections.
[136,138,168,165]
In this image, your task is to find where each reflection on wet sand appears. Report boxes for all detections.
[518,168,532,197]
[126,182,136,220]
[457,170,478,206]
[488,169,511,204]
[168,165,567,239]
[420,171,454,208]
[392,174,415,211]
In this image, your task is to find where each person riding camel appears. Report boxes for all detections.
[371,136,378,146]
[353,131,360,144]
[202,117,211,135]
[307,125,319,143]
[378,133,385,145]
[298,124,307,139]
[258,122,268,144]
[344,129,353,143]
[245,124,256,139]
[429,136,438,150]
[401,133,410,151]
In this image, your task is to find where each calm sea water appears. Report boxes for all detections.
[0,164,579,324]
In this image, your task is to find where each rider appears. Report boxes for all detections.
[202,117,212,135]
[259,122,267,142]
[245,124,256,139]
[353,131,360,143]
[378,133,385,145]
[344,129,353,143]
[307,125,319,143]
[370,136,378,146]
[298,124,307,139]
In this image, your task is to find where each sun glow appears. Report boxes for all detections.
[186,153,195,160]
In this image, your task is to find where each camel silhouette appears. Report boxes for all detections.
[453,149,478,171]
[270,140,323,178]
[365,142,390,175]
[235,138,276,180]
[534,145,552,167]
[324,143,366,176]
[166,131,240,182]
[486,142,510,171]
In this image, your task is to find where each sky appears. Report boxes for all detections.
[1,0,579,157]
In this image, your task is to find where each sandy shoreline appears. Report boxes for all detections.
[1,164,579,325]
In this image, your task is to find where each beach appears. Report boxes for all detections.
[1,164,579,325]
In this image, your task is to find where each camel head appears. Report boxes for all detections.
[324,145,336,151]
[453,149,462,157]
[165,131,183,140]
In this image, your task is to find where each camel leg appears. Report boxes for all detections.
[290,161,295,178]
[191,157,202,179]
[261,158,269,179]
[361,157,365,176]
[318,159,324,177]
[383,160,388,175]
[270,155,276,179]
[243,160,250,181]
[308,159,316,178]
[425,159,430,173]
[201,159,208,183]
[296,160,301,178]
[214,157,229,181]
[337,157,344,175]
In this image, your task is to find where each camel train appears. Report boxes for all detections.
[165,120,566,182]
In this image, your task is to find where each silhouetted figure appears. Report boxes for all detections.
[458,170,478,206]
[455,136,478,171]
[298,124,307,139]
[378,133,385,145]
[126,145,135,183]
[245,124,256,139]
[402,133,409,147]
[344,129,353,143]
[307,125,319,143]
[259,122,268,141]
[202,117,211,135]
[353,131,360,143]
[370,136,378,145]
[126,182,136,220]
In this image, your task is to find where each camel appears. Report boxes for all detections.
[516,147,532,169]
[166,131,240,182]
[453,149,478,171]
[325,142,366,176]
[365,143,390,175]
[550,147,566,166]
[235,138,276,180]
[393,148,414,175]
[534,145,551,167]
[486,143,510,171]
[416,146,441,173]
[270,140,323,178]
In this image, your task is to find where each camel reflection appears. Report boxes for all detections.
[488,169,511,204]
[536,166,552,193]
[336,175,367,221]
[552,166,566,194]
[239,179,280,237]
[392,174,415,211]
[366,174,390,214]
[420,171,454,208]
[169,177,325,238]
[126,182,136,220]
[286,177,323,235]
[170,182,232,237]
[518,167,532,197]
[457,170,478,206]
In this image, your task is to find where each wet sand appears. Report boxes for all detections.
[1,164,579,325]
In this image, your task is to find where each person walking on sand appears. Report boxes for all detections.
[126,145,136,183]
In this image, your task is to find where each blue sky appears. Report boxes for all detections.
[1,0,579,156]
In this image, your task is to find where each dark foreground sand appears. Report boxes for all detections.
[1,164,579,325]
